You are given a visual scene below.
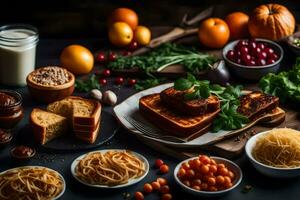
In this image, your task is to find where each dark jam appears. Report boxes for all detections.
[0,129,12,143]
[11,146,34,157]
[0,92,16,107]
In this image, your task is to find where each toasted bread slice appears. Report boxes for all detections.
[160,87,220,116]
[47,97,73,122]
[74,121,100,144]
[237,91,279,121]
[139,94,220,137]
[30,108,68,145]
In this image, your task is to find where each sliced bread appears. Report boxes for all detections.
[74,121,100,144]
[30,108,68,145]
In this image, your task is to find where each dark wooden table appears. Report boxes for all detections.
[0,36,300,200]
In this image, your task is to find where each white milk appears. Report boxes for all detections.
[0,25,38,86]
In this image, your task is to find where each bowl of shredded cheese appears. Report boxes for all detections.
[245,128,300,178]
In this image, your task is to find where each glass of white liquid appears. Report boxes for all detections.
[0,24,39,86]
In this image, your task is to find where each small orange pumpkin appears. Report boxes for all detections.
[248,4,295,40]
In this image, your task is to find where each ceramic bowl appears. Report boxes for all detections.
[246,130,300,178]
[287,31,300,56]
[222,38,283,81]
[174,156,243,197]
[26,67,75,103]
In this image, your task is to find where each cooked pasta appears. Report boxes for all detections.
[252,128,300,168]
[75,150,145,186]
[0,167,64,200]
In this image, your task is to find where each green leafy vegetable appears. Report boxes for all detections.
[174,73,248,131]
[107,43,216,75]
[259,57,300,103]
[75,74,100,92]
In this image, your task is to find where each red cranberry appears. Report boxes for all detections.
[248,41,257,51]
[240,46,249,55]
[99,78,107,85]
[249,60,257,66]
[103,69,111,77]
[252,47,261,56]
[115,77,124,85]
[267,59,276,65]
[96,52,106,63]
[122,51,131,56]
[128,79,137,86]
[264,47,274,55]
[108,52,117,62]
[236,58,242,64]
[258,52,267,60]
[257,59,266,66]
[241,54,251,64]
[257,43,265,50]
[226,50,235,61]
[127,41,138,51]
[269,53,279,61]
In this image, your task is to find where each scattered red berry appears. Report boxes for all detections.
[115,77,124,85]
[143,183,153,193]
[134,191,144,200]
[99,78,107,85]
[108,52,117,62]
[96,52,106,63]
[155,159,164,168]
[128,78,137,86]
[160,185,170,194]
[128,41,138,51]
[161,193,172,200]
[103,69,111,77]
[122,51,131,56]
[159,164,169,174]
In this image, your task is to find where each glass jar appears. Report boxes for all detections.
[0,24,39,86]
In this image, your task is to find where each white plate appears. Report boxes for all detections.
[113,83,247,148]
[0,166,66,200]
[174,156,243,197]
[246,130,300,178]
[71,149,149,188]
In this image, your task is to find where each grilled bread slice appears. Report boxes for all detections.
[237,91,279,121]
[139,93,220,137]
[74,121,100,144]
[160,87,220,116]
[30,108,68,145]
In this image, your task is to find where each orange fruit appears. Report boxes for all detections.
[60,45,94,75]
[134,26,151,45]
[108,8,138,30]
[225,12,249,40]
[198,18,230,49]
[108,22,133,47]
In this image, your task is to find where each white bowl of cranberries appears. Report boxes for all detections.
[222,38,283,81]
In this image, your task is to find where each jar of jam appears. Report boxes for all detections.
[0,129,12,148]
[0,90,24,129]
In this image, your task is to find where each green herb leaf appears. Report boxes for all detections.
[174,78,193,90]
[75,74,100,92]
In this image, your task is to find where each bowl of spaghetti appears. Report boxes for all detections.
[246,128,300,178]
[0,166,65,200]
[71,149,149,188]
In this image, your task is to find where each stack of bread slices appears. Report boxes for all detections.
[30,96,101,144]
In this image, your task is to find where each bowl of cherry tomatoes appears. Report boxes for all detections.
[222,38,283,81]
[174,155,242,197]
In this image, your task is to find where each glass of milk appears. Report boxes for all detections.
[0,24,39,86]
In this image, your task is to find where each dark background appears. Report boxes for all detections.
[1,0,299,38]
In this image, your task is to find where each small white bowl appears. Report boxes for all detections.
[174,156,242,197]
[246,130,300,178]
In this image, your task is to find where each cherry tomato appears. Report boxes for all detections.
[199,155,211,165]
[216,175,225,185]
[115,77,124,85]
[200,165,210,174]
[161,193,172,200]
[182,162,190,170]
[210,159,217,165]
[224,176,231,185]
[209,165,218,174]
[160,164,169,174]
[160,185,170,194]
[228,171,235,179]
[190,159,201,169]
[108,52,117,62]
[128,41,138,51]
[177,168,186,178]
[192,179,202,187]
[99,78,107,85]
[155,159,164,168]
[151,181,161,190]
[217,164,225,170]
[186,169,195,178]
[219,167,229,176]
[201,183,208,191]
[143,183,153,193]
[192,185,201,191]
[224,182,233,189]
[128,78,137,86]
[96,52,106,63]
[182,180,191,187]
[157,177,168,186]
[102,69,111,77]
[207,177,216,186]
[208,186,218,192]
[134,191,144,200]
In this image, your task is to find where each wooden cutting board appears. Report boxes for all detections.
[140,107,297,159]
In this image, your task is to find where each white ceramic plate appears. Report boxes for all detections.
[0,166,66,200]
[71,149,149,188]
[174,156,243,197]
[246,130,300,178]
[113,83,248,148]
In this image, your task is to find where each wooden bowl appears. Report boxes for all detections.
[26,67,75,103]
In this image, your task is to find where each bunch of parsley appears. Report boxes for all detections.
[174,74,248,132]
